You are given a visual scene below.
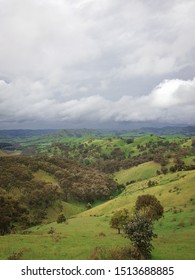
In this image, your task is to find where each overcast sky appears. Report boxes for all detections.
[0,0,195,129]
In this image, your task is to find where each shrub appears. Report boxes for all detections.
[7,249,24,260]
[47,227,55,234]
[57,213,66,224]
[147,180,157,188]
[89,246,141,260]
[126,138,134,144]
[86,203,92,209]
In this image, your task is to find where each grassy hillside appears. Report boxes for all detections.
[0,130,194,260]
[0,169,194,260]
[81,170,195,216]
[115,161,161,184]
[0,215,128,260]
[80,169,195,260]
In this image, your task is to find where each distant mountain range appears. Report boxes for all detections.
[0,129,58,138]
[140,126,195,136]
[0,126,195,139]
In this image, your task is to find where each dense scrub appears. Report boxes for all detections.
[0,155,118,233]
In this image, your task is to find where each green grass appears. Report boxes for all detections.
[0,162,195,260]
[115,161,161,185]
[45,201,86,222]
[12,132,192,162]
[153,210,195,259]
[79,170,195,260]
[61,201,86,218]
[0,216,129,260]
[84,170,195,216]
[183,155,195,165]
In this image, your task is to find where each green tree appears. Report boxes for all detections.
[135,194,164,221]
[124,195,163,259]
[191,139,195,147]
[110,208,129,234]
[0,194,28,235]
[124,213,157,259]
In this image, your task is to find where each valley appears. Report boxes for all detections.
[0,127,195,260]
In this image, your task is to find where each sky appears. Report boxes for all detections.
[0,0,195,129]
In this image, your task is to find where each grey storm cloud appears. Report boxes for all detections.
[0,0,195,128]
[1,77,195,125]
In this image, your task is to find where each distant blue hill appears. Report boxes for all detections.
[0,126,195,139]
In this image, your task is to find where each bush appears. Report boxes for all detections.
[89,246,141,260]
[126,138,134,144]
[7,249,24,260]
[57,213,66,224]
[86,203,92,209]
[147,180,157,187]
[48,227,55,234]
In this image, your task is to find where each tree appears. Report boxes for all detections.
[123,195,164,259]
[57,213,66,224]
[110,208,129,234]
[161,166,168,174]
[124,213,157,259]
[0,194,28,235]
[135,194,164,221]
[126,138,134,144]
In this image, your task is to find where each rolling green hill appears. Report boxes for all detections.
[0,167,194,260]
[115,161,161,184]
[0,130,195,260]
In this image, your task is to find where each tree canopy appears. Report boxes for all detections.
[135,194,164,221]
[110,208,129,234]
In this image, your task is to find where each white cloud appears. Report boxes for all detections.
[109,78,195,123]
[0,0,100,81]
[0,77,195,126]
[1,0,195,82]
[0,0,195,128]
[150,78,195,108]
